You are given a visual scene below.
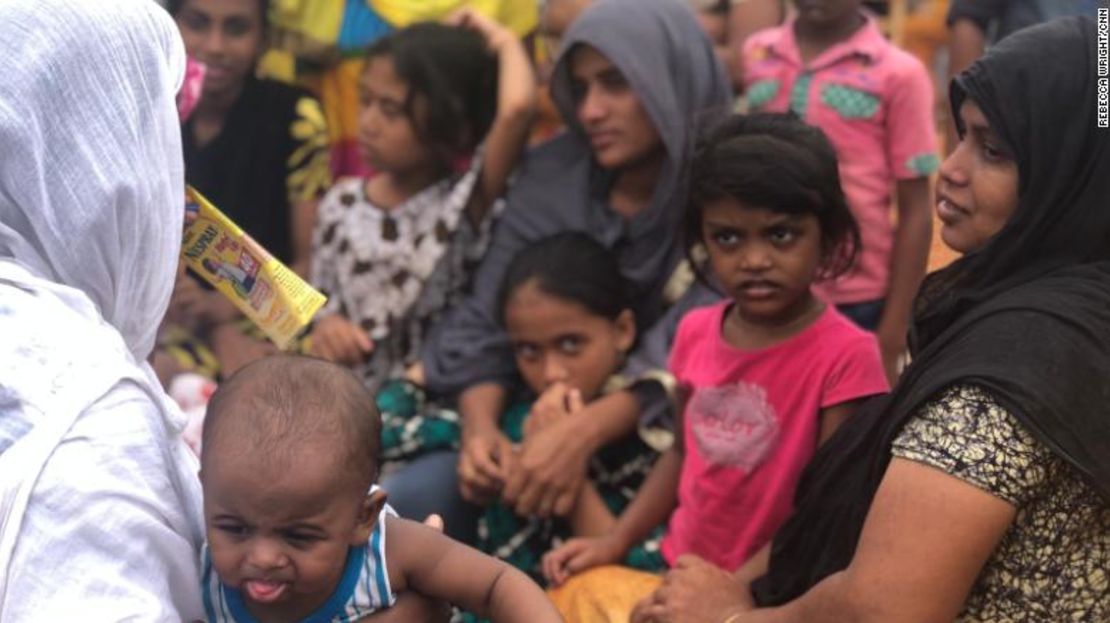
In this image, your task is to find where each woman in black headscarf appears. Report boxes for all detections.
[629,16,1109,623]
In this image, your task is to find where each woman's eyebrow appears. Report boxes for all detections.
[598,68,626,82]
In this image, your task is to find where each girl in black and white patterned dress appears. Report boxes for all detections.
[308,12,536,394]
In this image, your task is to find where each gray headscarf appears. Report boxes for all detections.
[424,0,731,394]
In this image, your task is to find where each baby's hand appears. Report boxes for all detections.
[542,534,626,587]
[523,382,583,439]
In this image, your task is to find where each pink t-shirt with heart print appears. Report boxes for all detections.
[660,300,888,570]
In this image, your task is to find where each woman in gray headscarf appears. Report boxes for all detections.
[391,0,732,537]
[0,1,447,619]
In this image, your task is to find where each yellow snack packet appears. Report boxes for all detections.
[181,186,325,349]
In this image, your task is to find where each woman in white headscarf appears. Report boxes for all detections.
[0,0,206,618]
[0,1,445,620]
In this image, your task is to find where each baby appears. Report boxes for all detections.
[199,355,563,622]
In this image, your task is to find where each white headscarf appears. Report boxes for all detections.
[0,0,198,613]
[0,0,186,360]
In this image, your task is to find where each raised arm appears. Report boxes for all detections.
[447,9,538,226]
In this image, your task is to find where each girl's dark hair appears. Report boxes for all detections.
[498,232,630,325]
[685,113,861,281]
[366,23,498,165]
[168,0,271,22]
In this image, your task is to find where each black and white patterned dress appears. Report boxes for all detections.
[311,153,500,393]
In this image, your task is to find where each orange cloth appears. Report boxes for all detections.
[547,566,662,623]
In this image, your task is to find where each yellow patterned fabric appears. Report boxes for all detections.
[269,0,344,49]
[892,384,1110,622]
[369,0,536,35]
[287,96,332,203]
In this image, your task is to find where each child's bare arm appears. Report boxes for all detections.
[606,446,683,552]
[541,447,682,585]
[604,384,688,551]
[878,177,933,382]
[541,392,687,585]
[449,9,537,226]
[386,516,563,622]
[569,483,618,537]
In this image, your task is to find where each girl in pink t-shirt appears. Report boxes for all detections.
[543,114,889,583]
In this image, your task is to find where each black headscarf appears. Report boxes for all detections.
[753,16,1110,606]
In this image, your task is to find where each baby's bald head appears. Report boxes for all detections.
[201,355,381,493]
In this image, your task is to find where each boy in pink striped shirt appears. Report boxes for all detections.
[742,0,939,381]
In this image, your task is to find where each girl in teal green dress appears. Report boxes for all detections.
[477,232,669,583]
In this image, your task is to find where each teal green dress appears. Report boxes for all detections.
[477,401,667,584]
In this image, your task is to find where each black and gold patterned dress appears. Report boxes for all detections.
[182,76,330,264]
[892,384,1109,621]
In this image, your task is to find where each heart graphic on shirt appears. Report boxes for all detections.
[688,382,779,470]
